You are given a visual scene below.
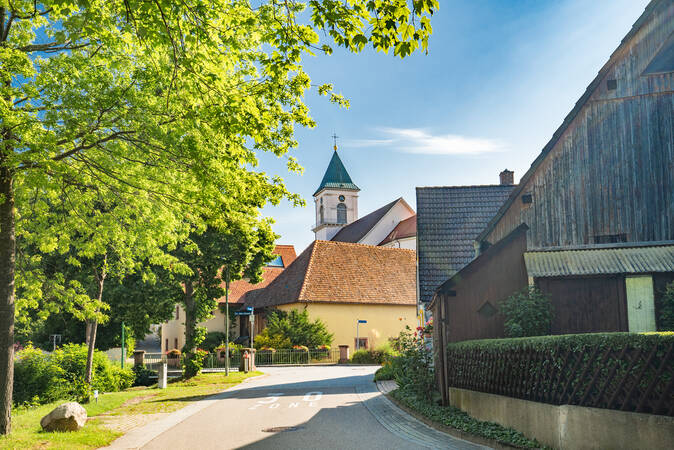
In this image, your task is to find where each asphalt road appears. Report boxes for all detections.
[137,366,487,450]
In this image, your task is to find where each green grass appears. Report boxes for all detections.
[0,371,263,449]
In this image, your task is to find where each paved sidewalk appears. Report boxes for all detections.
[376,379,398,394]
[359,382,488,450]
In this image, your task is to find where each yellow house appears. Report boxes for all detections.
[244,240,417,352]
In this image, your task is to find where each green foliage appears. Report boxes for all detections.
[373,363,395,381]
[656,281,674,331]
[350,345,395,365]
[390,387,542,448]
[182,349,209,379]
[132,366,156,387]
[387,326,435,402]
[255,309,333,350]
[499,287,553,337]
[201,332,227,353]
[13,344,133,407]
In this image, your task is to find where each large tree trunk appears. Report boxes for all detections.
[0,165,16,435]
[85,259,106,385]
[183,279,195,354]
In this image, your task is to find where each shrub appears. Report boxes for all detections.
[254,328,291,350]
[201,332,227,352]
[133,365,156,387]
[445,332,674,415]
[255,309,333,349]
[657,281,674,331]
[373,362,395,381]
[384,326,435,401]
[13,343,134,406]
[182,348,209,378]
[499,286,552,337]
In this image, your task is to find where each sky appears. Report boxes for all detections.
[257,0,652,252]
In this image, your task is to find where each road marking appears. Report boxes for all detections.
[249,393,285,409]
[302,391,323,402]
[288,402,299,408]
[269,403,280,409]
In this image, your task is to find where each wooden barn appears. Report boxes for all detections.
[431,0,674,351]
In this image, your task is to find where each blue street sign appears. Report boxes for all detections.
[234,311,251,316]
[245,306,254,312]
[358,320,367,324]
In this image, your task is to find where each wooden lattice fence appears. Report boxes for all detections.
[445,333,674,416]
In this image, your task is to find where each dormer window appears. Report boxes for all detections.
[267,255,284,267]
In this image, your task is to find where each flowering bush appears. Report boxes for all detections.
[316,345,330,350]
[292,345,309,351]
[167,349,181,358]
[388,326,435,402]
[259,346,276,352]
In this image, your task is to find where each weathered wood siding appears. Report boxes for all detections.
[536,276,628,333]
[486,1,674,248]
[434,226,528,343]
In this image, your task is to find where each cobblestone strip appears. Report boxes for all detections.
[356,384,490,450]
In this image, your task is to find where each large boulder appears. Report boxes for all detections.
[40,402,87,432]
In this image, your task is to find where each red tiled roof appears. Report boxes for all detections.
[379,214,417,245]
[216,245,296,304]
[244,240,416,308]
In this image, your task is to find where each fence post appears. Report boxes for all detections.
[158,362,167,389]
[133,350,146,367]
[339,345,349,364]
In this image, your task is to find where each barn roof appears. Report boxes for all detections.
[243,240,416,308]
[524,242,674,277]
[416,185,515,304]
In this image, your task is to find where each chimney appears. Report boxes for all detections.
[500,169,514,186]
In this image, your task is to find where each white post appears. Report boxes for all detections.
[356,320,359,351]
[158,362,167,389]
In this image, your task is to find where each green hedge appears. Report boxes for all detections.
[445,332,674,416]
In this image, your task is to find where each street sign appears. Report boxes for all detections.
[235,311,251,316]
[358,320,367,324]
[245,306,254,312]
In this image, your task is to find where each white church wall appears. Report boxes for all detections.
[381,236,416,250]
[359,200,415,246]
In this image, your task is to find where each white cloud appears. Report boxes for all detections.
[377,127,506,155]
[343,138,395,147]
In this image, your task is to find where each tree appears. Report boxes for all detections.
[0,0,437,434]
[174,220,277,378]
[257,309,333,349]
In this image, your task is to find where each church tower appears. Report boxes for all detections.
[312,145,359,241]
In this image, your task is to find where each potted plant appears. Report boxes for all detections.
[167,348,181,367]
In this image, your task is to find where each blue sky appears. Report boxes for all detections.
[258,0,651,252]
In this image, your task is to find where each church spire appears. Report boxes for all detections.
[313,146,359,196]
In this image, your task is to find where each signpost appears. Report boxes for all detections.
[356,319,367,350]
[234,306,255,348]
[225,267,230,376]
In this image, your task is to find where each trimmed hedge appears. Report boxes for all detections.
[445,332,674,416]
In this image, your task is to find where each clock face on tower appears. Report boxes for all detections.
[338,195,345,202]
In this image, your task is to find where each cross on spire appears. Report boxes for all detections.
[332,132,339,151]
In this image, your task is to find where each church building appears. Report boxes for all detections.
[312,146,416,249]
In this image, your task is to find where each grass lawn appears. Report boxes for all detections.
[0,371,263,450]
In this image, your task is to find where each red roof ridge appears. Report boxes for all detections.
[313,239,416,253]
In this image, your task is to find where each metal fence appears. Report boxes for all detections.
[141,348,341,373]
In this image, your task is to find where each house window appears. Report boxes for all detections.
[337,203,347,224]
[319,205,324,223]
[606,79,617,90]
[355,337,368,350]
[174,338,178,350]
[175,305,180,320]
[165,339,168,352]
[594,233,627,244]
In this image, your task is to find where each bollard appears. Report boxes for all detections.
[133,350,146,367]
[158,362,167,389]
[338,345,350,364]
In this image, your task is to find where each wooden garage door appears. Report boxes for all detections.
[536,276,628,334]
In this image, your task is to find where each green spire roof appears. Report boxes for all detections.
[313,150,360,196]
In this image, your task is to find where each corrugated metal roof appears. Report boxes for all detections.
[524,245,674,277]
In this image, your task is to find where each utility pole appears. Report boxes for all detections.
[225,267,230,376]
